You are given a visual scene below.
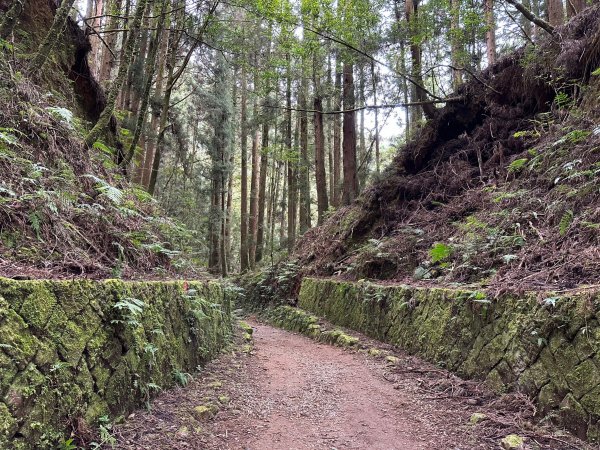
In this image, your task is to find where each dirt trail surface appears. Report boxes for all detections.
[112,321,588,450]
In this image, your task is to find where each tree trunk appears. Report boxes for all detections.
[29,0,78,72]
[240,65,250,271]
[485,0,497,65]
[405,0,436,121]
[286,62,297,252]
[122,0,167,168]
[298,72,311,232]
[332,60,342,207]
[547,0,564,26]
[98,0,123,83]
[256,118,269,263]
[370,61,381,175]
[450,0,463,90]
[314,96,329,225]
[342,61,358,205]
[249,130,260,268]
[84,0,148,147]
[358,64,367,190]
[567,0,585,16]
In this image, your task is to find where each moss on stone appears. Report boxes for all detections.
[192,404,218,421]
[294,277,600,439]
[0,277,232,449]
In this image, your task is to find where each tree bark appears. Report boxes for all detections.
[371,61,380,175]
[405,0,436,121]
[485,0,497,65]
[98,0,123,83]
[29,0,78,72]
[450,0,463,90]
[342,61,358,205]
[249,130,260,268]
[286,60,297,252]
[122,0,167,168]
[314,95,329,225]
[256,118,269,263]
[240,65,250,271]
[84,0,148,147]
[298,71,311,232]
[332,60,342,207]
[546,0,564,26]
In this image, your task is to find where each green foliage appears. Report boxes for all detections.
[172,369,192,387]
[553,91,570,108]
[58,439,78,450]
[83,174,124,205]
[429,242,452,263]
[558,210,573,236]
[507,158,529,173]
[591,67,600,76]
[45,106,74,128]
[112,297,145,327]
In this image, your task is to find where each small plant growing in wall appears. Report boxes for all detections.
[112,297,145,327]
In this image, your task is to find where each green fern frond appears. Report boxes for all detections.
[559,210,573,236]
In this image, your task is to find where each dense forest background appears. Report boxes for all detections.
[0,0,594,278]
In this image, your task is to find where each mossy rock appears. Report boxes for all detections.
[192,404,219,421]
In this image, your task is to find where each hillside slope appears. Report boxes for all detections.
[0,0,204,279]
[295,6,600,293]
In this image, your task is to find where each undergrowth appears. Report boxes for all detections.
[0,52,206,279]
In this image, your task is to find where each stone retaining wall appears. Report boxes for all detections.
[0,278,232,449]
[298,277,600,441]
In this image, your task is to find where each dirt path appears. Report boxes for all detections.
[112,321,587,450]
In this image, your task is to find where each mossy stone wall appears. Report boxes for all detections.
[0,278,232,449]
[298,277,600,441]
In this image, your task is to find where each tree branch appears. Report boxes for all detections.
[264,97,462,115]
[504,0,555,35]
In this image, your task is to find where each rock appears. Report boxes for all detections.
[469,413,487,425]
[192,404,218,421]
[218,395,230,404]
[243,332,253,342]
[386,355,399,365]
[207,380,222,389]
[368,348,382,357]
[500,434,525,449]
[238,321,253,335]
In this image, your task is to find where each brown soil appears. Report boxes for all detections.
[111,321,590,450]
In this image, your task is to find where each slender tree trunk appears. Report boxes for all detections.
[240,65,249,271]
[249,130,260,268]
[405,0,436,121]
[298,72,311,232]
[450,0,463,90]
[342,61,358,205]
[286,62,297,252]
[29,0,77,72]
[567,0,585,16]
[371,61,380,175]
[358,64,367,190]
[485,0,497,65]
[137,24,170,185]
[256,118,269,263]
[84,0,148,147]
[122,0,167,168]
[547,0,564,26]
[332,60,342,207]
[98,0,123,83]
[314,96,329,225]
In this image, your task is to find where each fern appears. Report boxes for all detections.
[559,210,573,236]
[83,174,124,205]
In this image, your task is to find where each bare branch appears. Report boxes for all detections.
[504,0,555,35]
